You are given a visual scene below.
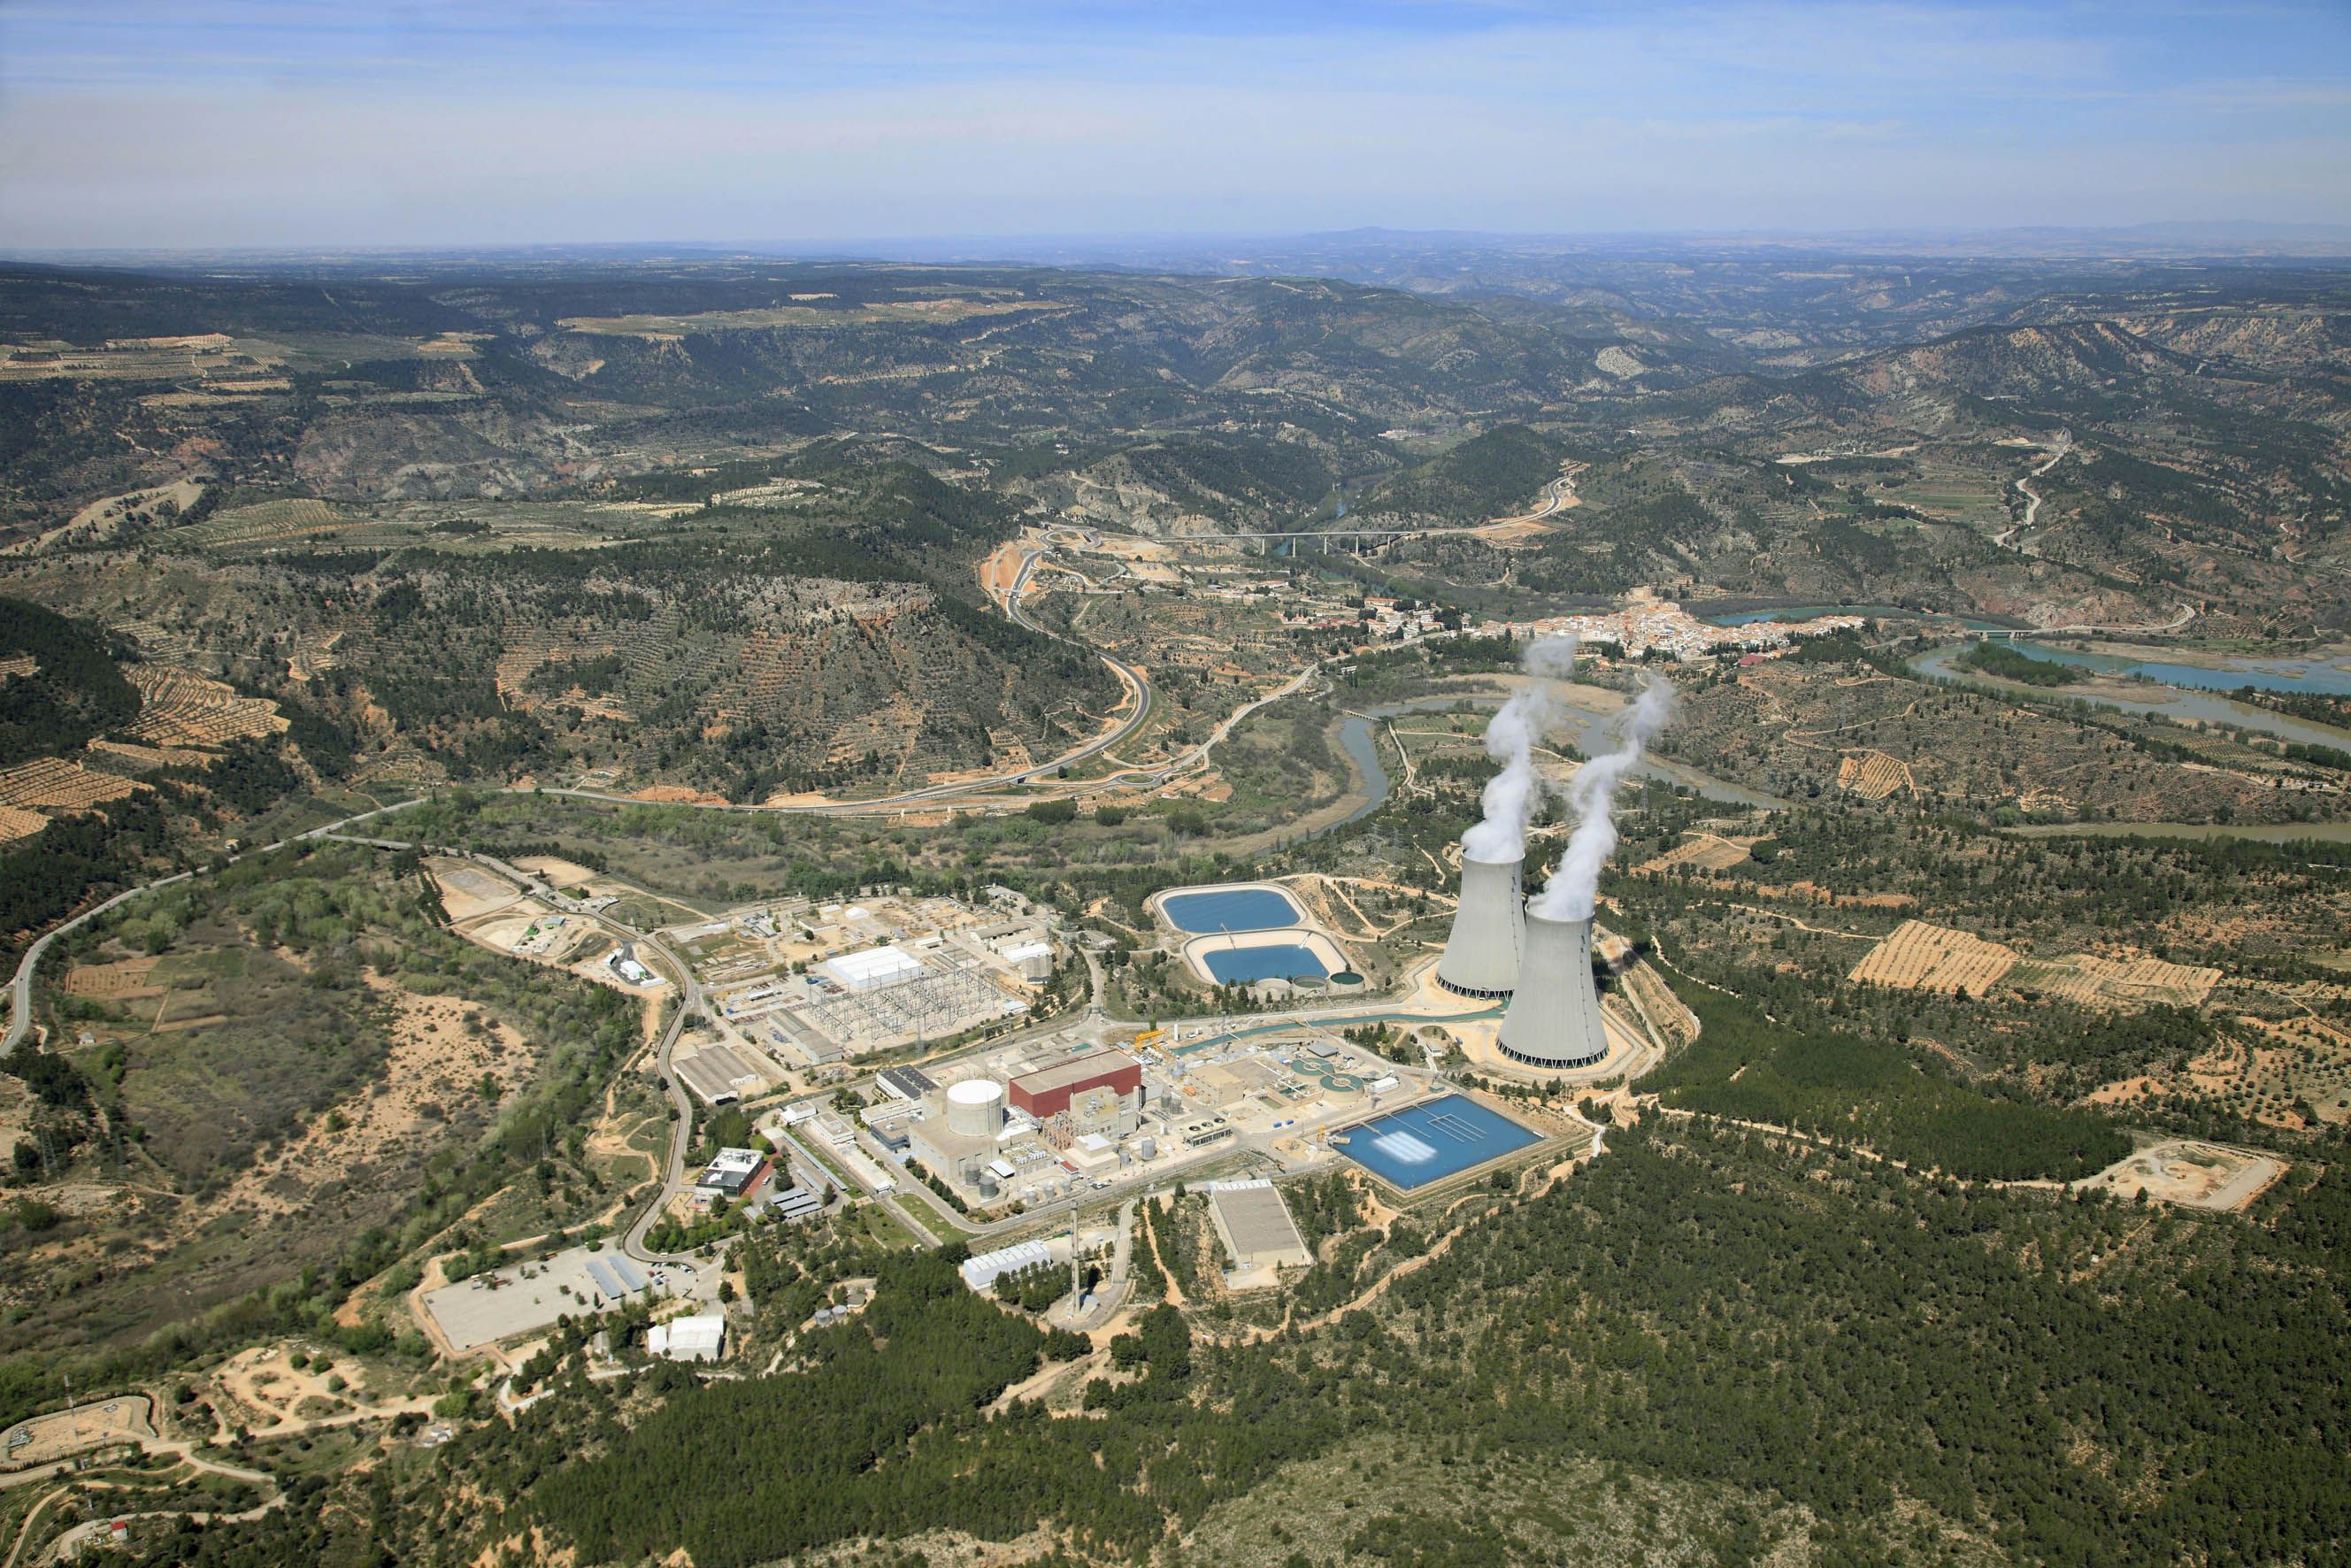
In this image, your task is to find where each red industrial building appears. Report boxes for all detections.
[1008,1051,1141,1119]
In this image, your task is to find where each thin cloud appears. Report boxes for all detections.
[1,1,2345,247]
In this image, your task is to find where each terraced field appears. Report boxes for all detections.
[1848,919,2018,995]
[178,497,354,548]
[0,757,146,812]
[123,668,288,749]
[1633,832,1754,876]
[1837,751,1914,800]
[2015,950,2223,1010]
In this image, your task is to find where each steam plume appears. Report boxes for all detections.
[1457,636,1579,863]
[1530,674,1673,921]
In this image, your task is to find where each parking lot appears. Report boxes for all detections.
[422,1246,714,1350]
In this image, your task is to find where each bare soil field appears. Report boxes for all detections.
[213,1345,366,1430]
[0,804,48,843]
[429,860,522,921]
[0,1397,156,1468]
[2076,1140,2286,1211]
[1848,919,2019,995]
[2,476,207,557]
[508,855,598,890]
[200,965,534,1226]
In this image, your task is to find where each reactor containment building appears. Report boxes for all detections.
[1496,912,1610,1070]
[1437,853,1526,999]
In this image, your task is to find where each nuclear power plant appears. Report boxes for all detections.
[1436,853,1526,999]
[1496,912,1611,1069]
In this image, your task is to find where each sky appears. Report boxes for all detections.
[1,1,2347,250]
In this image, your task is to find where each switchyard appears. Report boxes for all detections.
[680,890,1060,1063]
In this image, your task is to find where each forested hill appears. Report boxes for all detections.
[110,1119,2351,1567]
[0,597,137,767]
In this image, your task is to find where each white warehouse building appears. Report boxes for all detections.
[823,945,926,991]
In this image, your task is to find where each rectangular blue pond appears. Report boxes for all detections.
[1334,1095,1541,1190]
[1202,943,1327,984]
[1163,888,1303,934]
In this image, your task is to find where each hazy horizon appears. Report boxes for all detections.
[4,1,2347,251]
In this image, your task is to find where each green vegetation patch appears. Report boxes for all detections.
[0,596,138,766]
[1956,641,2083,686]
[1641,978,2128,1180]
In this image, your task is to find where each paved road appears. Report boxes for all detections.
[1994,434,2071,553]
[317,832,706,1266]
[4,797,425,1056]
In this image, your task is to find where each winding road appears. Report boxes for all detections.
[1994,434,2071,554]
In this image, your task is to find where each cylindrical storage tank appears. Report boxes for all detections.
[946,1079,1005,1138]
[1497,912,1610,1070]
[1138,1136,1158,1161]
[1437,853,1525,999]
[977,1172,1001,1200]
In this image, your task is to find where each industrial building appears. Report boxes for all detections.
[906,1100,1009,1189]
[605,947,660,988]
[946,1078,1006,1136]
[672,1040,773,1106]
[1438,852,1525,999]
[1497,913,1611,1069]
[696,1147,770,1201]
[1205,1180,1314,1271]
[761,1184,822,1222]
[824,945,926,991]
[647,1311,726,1363]
[876,1065,937,1102]
[960,1239,1054,1294]
[1009,1051,1141,1119]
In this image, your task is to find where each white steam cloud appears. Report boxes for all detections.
[1458,636,1579,864]
[1529,674,1674,922]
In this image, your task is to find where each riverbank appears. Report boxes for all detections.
[1909,642,2351,754]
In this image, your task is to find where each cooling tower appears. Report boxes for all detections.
[1497,912,1610,1070]
[945,1079,1005,1138]
[1437,853,1525,999]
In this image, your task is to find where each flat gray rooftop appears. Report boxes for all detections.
[421,1245,688,1350]
[1208,1182,1312,1270]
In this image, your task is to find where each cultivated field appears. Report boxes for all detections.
[1837,751,1914,800]
[2016,951,2223,1010]
[1633,832,1753,876]
[0,804,49,843]
[86,738,215,774]
[1848,919,2019,995]
[0,757,145,812]
[123,668,288,748]
[176,496,354,548]
[61,958,164,1001]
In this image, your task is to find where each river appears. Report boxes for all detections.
[1949,638,2351,697]
[1909,642,2351,753]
